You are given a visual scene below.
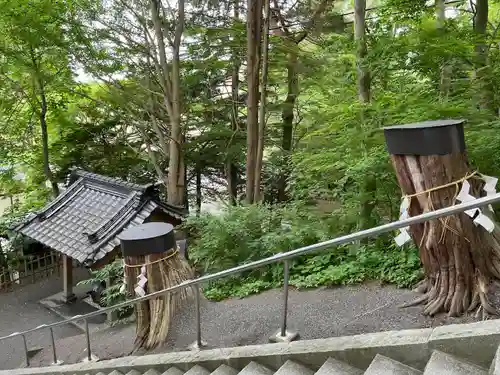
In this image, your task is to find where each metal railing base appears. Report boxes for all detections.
[81,354,99,363]
[188,340,207,351]
[269,329,299,343]
[50,360,64,366]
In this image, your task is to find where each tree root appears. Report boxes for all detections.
[412,279,428,293]
[400,274,499,318]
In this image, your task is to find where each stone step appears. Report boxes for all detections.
[109,371,124,375]
[143,370,161,375]
[211,364,239,375]
[423,351,487,375]
[126,370,142,375]
[364,354,422,375]
[274,360,314,375]
[162,368,185,375]
[238,361,274,375]
[315,357,363,375]
[184,365,211,375]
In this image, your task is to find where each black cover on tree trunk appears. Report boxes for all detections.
[119,222,176,257]
[384,119,466,155]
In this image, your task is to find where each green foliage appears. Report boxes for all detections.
[77,259,133,320]
[3,0,500,305]
[183,204,422,300]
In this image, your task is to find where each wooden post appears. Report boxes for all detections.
[31,258,35,283]
[384,119,500,318]
[62,255,76,303]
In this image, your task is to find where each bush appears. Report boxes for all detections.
[77,259,133,321]
[182,203,422,300]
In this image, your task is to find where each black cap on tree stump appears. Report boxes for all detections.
[383,119,466,155]
[383,118,500,319]
[119,222,176,257]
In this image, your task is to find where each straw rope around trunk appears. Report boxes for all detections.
[124,247,194,351]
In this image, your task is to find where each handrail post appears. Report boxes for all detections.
[49,327,58,365]
[270,221,299,343]
[85,319,92,362]
[22,334,29,367]
[195,285,202,346]
[189,284,206,350]
[281,260,290,337]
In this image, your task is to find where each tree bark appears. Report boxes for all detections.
[195,165,202,216]
[272,0,333,203]
[354,0,370,103]
[254,0,271,203]
[436,0,451,99]
[227,0,241,206]
[150,0,186,206]
[474,0,493,112]
[277,48,298,203]
[31,50,59,198]
[354,0,374,232]
[245,0,263,204]
[392,152,500,317]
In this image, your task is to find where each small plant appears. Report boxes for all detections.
[78,259,133,320]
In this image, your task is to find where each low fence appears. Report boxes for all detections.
[0,251,61,291]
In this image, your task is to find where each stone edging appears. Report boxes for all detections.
[3,319,500,375]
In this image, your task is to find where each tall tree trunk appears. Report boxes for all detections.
[227,0,240,205]
[436,0,451,99]
[354,0,370,103]
[354,0,374,232]
[245,0,263,204]
[474,0,493,112]
[39,86,59,197]
[254,0,271,202]
[195,166,201,217]
[273,0,333,203]
[277,48,298,203]
[150,0,186,206]
[31,50,59,198]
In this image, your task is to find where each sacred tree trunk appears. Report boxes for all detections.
[120,223,194,351]
[385,119,500,318]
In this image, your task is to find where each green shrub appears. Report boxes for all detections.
[182,203,423,301]
[77,259,133,321]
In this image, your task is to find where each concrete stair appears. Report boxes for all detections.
[423,351,488,375]
[54,349,496,375]
[8,320,500,375]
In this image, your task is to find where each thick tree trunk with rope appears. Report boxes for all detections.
[121,223,194,352]
[385,120,500,318]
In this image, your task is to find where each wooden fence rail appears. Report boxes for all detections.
[0,251,61,291]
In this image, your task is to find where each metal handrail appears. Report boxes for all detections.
[3,192,500,366]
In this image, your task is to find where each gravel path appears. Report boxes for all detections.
[0,268,89,370]
[26,283,483,368]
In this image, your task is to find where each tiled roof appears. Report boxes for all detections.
[15,169,187,265]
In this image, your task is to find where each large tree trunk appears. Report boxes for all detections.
[254,0,271,203]
[474,0,494,112]
[31,52,59,198]
[386,120,500,316]
[245,0,263,204]
[354,0,375,232]
[227,0,241,206]
[277,48,298,203]
[354,0,370,103]
[150,0,186,207]
[436,0,451,99]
